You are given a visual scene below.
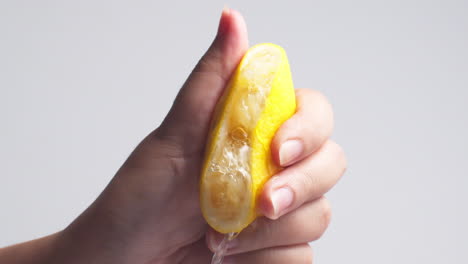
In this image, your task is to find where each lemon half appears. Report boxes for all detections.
[200,43,296,234]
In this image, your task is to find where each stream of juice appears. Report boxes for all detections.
[211,232,238,264]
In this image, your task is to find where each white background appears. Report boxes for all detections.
[1,1,467,263]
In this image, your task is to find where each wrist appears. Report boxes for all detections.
[0,232,62,264]
[54,199,138,264]
[55,184,179,263]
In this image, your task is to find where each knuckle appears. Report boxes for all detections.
[309,197,332,241]
[328,140,348,175]
[337,146,348,175]
[310,90,332,111]
[320,197,333,230]
[299,243,314,263]
[305,89,332,114]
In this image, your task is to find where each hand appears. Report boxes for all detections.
[49,8,346,264]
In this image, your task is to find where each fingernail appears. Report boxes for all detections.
[279,140,304,166]
[217,7,231,37]
[271,187,294,218]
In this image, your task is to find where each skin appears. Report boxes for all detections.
[0,8,346,264]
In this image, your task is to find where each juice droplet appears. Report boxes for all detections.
[211,232,238,264]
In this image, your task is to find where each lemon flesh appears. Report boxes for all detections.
[200,43,296,234]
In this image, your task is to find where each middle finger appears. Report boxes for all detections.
[260,140,346,220]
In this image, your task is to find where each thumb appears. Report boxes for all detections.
[158,8,249,153]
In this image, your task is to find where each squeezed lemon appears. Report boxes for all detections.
[200,43,296,233]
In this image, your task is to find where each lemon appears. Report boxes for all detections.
[200,43,296,234]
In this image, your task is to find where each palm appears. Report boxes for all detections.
[120,134,212,264]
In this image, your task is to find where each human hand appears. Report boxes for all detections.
[54,8,346,264]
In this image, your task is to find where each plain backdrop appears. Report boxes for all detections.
[1,0,467,263]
